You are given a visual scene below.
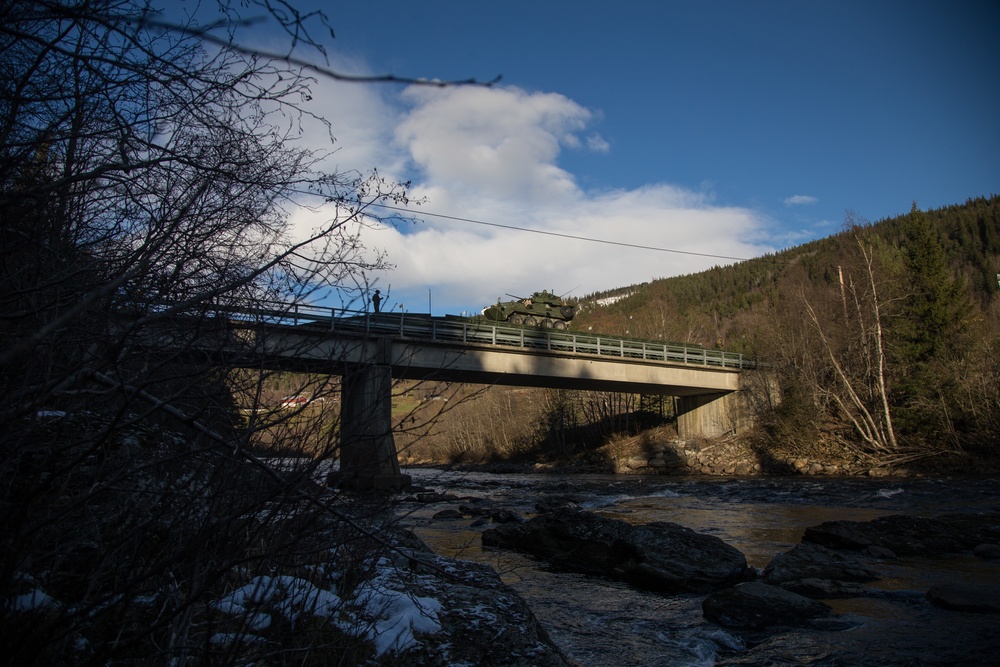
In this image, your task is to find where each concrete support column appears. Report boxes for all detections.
[329,361,410,491]
[676,392,740,439]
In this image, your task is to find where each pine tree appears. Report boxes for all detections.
[898,202,970,363]
[889,203,972,440]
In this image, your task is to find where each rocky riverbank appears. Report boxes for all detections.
[434,427,1000,478]
[437,437,895,478]
[600,430,940,477]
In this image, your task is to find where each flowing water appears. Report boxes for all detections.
[398,469,1000,666]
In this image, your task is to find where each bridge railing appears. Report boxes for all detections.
[196,300,750,370]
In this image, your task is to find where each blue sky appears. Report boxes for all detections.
[241,1,999,315]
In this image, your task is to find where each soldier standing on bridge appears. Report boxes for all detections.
[372,289,382,313]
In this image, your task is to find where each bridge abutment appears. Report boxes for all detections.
[676,392,744,439]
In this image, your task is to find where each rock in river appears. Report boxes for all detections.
[482,507,751,594]
[761,542,880,598]
[802,512,1000,556]
[702,581,832,630]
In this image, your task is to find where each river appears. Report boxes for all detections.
[397,469,1000,666]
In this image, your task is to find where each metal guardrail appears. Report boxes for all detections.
[203,301,750,370]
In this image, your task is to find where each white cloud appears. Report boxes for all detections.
[587,134,610,152]
[395,86,592,203]
[290,79,775,314]
[784,194,818,206]
[282,53,409,181]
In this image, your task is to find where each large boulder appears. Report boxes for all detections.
[482,508,633,575]
[763,542,880,583]
[616,521,750,593]
[761,542,880,598]
[482,508,751,594]
[702,581,832,630]
[803,512,1000,556]
[385,549,577,666]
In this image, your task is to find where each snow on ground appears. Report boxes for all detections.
[353,558,443,656]
[6,531,568,665]
[207,559,441,657]
[592,291,634,306]
[8,554,444,660]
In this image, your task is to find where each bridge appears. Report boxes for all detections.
[174,302,756,489]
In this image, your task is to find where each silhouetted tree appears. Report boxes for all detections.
[0,1,488,662]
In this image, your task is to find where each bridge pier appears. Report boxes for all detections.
[327,344,410,491]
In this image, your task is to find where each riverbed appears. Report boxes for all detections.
[397,470,1000,666]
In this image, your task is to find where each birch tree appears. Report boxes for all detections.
[797,216,900,457]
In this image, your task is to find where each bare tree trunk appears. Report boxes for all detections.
[798,234,898,454]
[803,298,888,451]
[858,242,898,450]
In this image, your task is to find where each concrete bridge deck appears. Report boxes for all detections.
[249,311,745,396]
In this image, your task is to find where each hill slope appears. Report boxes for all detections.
[574,196,1000,462]
[575,196,999,347]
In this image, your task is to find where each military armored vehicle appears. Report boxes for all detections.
[481,290,576,329]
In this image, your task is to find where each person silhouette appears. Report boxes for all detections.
[372,289,382,313]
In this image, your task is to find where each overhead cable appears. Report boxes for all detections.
[368,202,752,262]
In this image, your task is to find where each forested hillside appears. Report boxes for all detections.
[576,197,999,346]
[574,196,1000,463]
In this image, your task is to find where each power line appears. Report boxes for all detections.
[368,202,752,263]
